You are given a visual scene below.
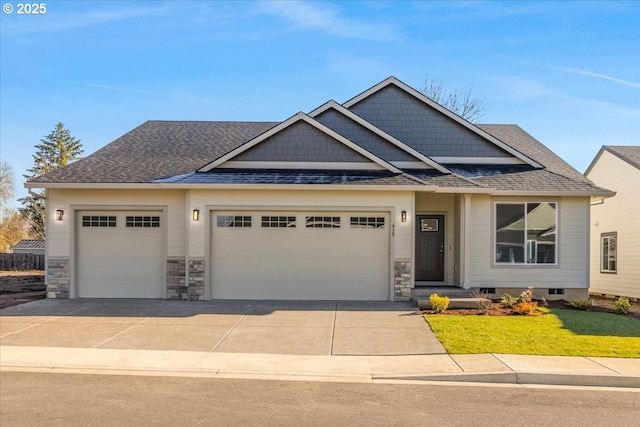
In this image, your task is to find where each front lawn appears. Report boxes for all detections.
[425,307,640,358]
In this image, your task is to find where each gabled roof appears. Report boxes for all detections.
[585,145,640,175]
[197,112,402,173]
[308,100,451,173]
[343,77,543,168]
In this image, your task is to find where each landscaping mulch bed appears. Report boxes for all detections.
[422,298,640,321]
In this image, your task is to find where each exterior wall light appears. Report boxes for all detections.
[401,210,407,222]
[56,209,64,221]
[192,209,200,221]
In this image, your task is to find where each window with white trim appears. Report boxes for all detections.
[601,232,617,273]
[495,202,557,264]
[217,215,252,228]
[261,216,296,228]
[305,216,340,228]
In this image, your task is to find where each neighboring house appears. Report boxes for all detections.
[585,146,640,299]
[12,239,45,255]
[26,77,613,301]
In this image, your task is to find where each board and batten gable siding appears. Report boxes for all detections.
[587,150,640,298]
[314,109,416,162]
[47,189,186,258]
[467,195,590,289]
[187,189,413,260]
[347,84,510,158]
[232,121,370,163]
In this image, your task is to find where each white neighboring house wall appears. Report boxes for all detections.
[467,195,591,299]
[587,150,640,299]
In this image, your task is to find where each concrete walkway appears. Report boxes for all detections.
[1,299,639,388]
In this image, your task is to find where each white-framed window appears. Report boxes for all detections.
[494,202,557,265]
[601,232,617,273]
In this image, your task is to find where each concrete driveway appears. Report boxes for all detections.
[0,299,445,356]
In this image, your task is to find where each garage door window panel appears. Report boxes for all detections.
[217,215,252,227]
[126,216,160,228]
[82,215,116,227]
[261,216,296,228]
[305,216,341,228]
[350,217,385,229]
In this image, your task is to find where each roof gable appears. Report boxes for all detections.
[344,77,541,167]
[585,145,640,175]
[309,101,451,173]
[198,112,401,173]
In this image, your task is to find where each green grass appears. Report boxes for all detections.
[425,307,640,358]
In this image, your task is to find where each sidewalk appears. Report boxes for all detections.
[1,345,639,388]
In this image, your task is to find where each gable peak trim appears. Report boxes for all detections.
[343,76,543,169]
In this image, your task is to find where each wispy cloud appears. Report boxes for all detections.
[494,54,640,89]
[256,1,399,41]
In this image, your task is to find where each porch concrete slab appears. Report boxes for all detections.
[0,322,134,348]
[450,354,513,373]
[214,326,333,355]
[493,354,617,374]
[96,324,232,352]
[589,357,640,376]
[332,327,446,355]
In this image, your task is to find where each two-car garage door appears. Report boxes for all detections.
[77,211,164,298]
[210,211,390,300]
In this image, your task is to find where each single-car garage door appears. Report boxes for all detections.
[77,211,164,298]
[210,211,390,300]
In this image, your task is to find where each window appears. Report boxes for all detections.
[305,216,340,228]
[126,216,160,228]
[495,202,557,264]
[548,288,565,295]
[601,232,617,273]
[350,217,385,229]
[82,215,116,227]
[261,216,296,228]
[217,215,252,228]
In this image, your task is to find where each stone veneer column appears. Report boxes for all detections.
[47,258,70,298]
[166,258,187,300]
[394,260,412,301]
[188,259,205,301]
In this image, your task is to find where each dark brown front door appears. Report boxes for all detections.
[415,215,445,281]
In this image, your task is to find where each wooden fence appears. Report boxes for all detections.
[0,253,45,271]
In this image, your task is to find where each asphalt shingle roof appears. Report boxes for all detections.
[605,146,640,170]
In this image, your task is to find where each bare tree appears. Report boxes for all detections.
[0,162,14,209]
[420,77,485,123]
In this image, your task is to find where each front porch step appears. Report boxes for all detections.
[411,287,475,299]
[416,297,491,311]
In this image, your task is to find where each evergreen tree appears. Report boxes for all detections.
[19,122,83,239]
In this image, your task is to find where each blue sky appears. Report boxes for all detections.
[1,1,639,209]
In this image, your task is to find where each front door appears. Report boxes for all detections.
[415,215,445,282]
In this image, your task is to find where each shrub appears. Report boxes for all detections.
[430,294,450,313]
[570,300,590,311]
[472,290,493,314]
[615,297,631,315]
[512,301,539,315]
[501,293,519,308]
[519,286,535,303]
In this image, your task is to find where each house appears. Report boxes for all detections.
[26,77,613,301]
[585,146,640,299]
[11,239,45,255]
